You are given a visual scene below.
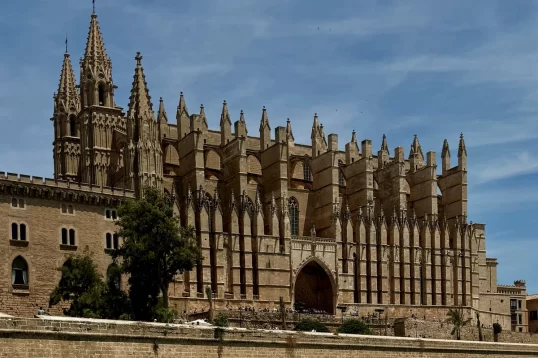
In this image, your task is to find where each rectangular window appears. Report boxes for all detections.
[511,313,517,324]
[69,229,76,246]
[61,228,68,245]
[530,311,538,321]
[11,223,18,240]
[519,314,523,325]
[519,300,522,309]
[510,299,517,310]
[113,234,119,249]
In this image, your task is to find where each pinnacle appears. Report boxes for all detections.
[351,130,357,143]
[177,91,188,115]
[239,110,245,123]
[458,132,467,157]
[381,133,389,154]
[56,51,80,111]
[409,134,424,160]
[260,106,270,130]
[83,10,108,67]
[157,97,168,123]
[220,100,230,125]
[442,139,451,158]
[127,52,154,121]
[286,118,294,142]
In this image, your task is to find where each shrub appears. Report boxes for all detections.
[337,319,372,335]
[493,323,502,334]
[214,313,229,328]
[154,307,178,323]
[294,318,329,332]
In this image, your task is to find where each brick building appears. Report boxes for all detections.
[0,8,528,332]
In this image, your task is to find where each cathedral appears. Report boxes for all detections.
[0,9,528,332]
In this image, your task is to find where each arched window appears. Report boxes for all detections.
[303,161,312,181]
[113,234,119,249]
[61,228,68,245]
[339,169,345,186]
[67,205,74,214]
[11,198,18,208]
[12,256,28,287]
[62,204,67,214]
[98,83,106,106]
[69,115,77,136]
[107,264,121,291]
[18,199,25,208]
[105,209,111,219]
[69,229,76,246]
[11,223,18,240]
[288,197,299,236]
[105,233,112,249]
[112,210,117,220]
[20,224,26,241]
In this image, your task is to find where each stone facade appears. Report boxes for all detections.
[526,294,538,333]
[0,8,528,332]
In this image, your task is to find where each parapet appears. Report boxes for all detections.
[0,171,135,205]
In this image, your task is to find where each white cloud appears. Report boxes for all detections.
[474,151,538,184]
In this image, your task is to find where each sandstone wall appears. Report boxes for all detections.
[0,317,537,358]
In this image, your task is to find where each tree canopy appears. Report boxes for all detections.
[114,185,201,320]
[49,252,129,319]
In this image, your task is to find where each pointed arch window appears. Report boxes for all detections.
[288,197,299,236]
[12,256,28,288]
[98,83,106,106]
[303,161,312,182]
[69,115,77,136]
[339,169,346,186]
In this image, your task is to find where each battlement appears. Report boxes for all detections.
[0,171,135,204]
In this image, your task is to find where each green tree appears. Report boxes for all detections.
[446,307,472,340]
[49,252,131,319]
[338,319,372,335]
[114,186,201,319]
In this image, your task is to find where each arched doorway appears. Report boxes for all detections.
[294,259,335,314]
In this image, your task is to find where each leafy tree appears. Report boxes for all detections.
[338,319,372,335]
[49,252,129,319]
[214,313,229,327]
[446,307,472,340]
[294,318,329,332]
[114,186,201,320]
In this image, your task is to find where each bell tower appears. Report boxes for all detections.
[78,9,127,188]
[51,44,81,181]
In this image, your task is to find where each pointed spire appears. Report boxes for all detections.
[458,132,467,157]
[409,134,424,160]
[351,130,357,143]
[56,51,80,111]
[157,97,168,123]
[442,139,451,158]
[381,134,389,154]
[286,118,295,142]
[220,100,231,126]
[260,106,270,130]
[83,9,108,67]
[177,91,188,115]
[200,104,208,128]
[127,52,154,120]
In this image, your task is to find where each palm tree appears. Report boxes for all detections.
[205,286,214,323]
[446,306,472,340]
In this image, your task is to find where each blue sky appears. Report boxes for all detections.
[1,1,537,292]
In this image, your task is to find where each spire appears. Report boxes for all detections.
[200,104,208,128]
[157,97,168,123]
[351,130,357,143]
[83,10,108,68]
[177,91,188,116]
[442,139,451,158]
[286,118,295,142]
[458,132,467,157]
[381,134,389,154]
[127,52,154,121]
[56,51,80,112]
[409,134,424,160]
[220,100,231,126]
[311,113,320,139]
[259,106,270,130]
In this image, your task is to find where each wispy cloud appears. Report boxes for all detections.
[474,151,538,184]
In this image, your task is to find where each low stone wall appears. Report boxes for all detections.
[0,316,537,357]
